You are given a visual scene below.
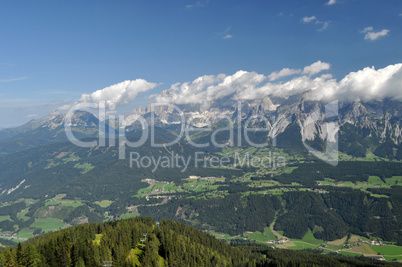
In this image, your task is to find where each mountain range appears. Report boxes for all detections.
[1,90,401,160]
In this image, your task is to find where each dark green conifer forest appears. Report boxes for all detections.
[0,217,399,267]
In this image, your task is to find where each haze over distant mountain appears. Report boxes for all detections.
[0,111,103,156]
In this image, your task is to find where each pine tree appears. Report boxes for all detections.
[5,250,16,267]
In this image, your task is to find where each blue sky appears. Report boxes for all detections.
[0,0,401,127]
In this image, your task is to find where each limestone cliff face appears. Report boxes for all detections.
[123,91,401,147]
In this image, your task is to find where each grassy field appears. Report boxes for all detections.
[211,227,277,244]
[282,166,298,174]
[382,255,402,261]
[45,199,83,207]
[316,176,398,198]
[371,245,402,255]
[287,241,318,250]
[16,228,35,239]
[337,151,388,162]
[31,218,67,233]
[62,154,80,162]
[17,209,30,221]
[318,177,388,189]
[211,232,235,241]
[339,242,402,261]
[249,180,281,188]
[327,236,347,246]
[359,243,378,255]
[371,245,402,261]
[287,229,345,251]
[74,162,95,173]
[385,176,402,186]
[243,231,270,243]
[44,194,83,207]
[242,227,278,243]
[299,229,324,246]
[182,177,224,193]
[120,212,140,219]
[135,182,179,197]
[95,200,113,208]
[0,215,11,222]
[368,176,384,185]
[266,228,348,252]
[263,227,278,240]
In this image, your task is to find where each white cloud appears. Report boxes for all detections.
[326,0,336,5]
[240,64,402,103]
[155,71,265,106]
[74,79,159,108]
[186,0,208,9]
[152,62,402,106]
[0,77,27,83]
[360,26,373,33]
[269,68,301,81]
[302,16,317,23]
[399,13,402,17]
[156,62,332,105]
[308,64,402,102]
[302,16,329,31]
[318,21,329,32]
[220,27,233,39]
[363,29,390,41]
[235,74,337,101]
[302,61,331,76]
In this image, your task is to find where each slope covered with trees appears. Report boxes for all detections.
[139,188,402,243]
[0,217,398,267]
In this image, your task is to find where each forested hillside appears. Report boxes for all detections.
[0,217,398,267]
[139,187,402,244]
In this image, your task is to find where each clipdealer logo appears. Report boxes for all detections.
[64,100,339,171]
[128,151,286,173]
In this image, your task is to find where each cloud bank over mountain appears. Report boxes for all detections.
[64,62,402,111]
[78,79,159,106]
[321,64,402,102]
[60,79,159,110]
[155,62,402,106]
